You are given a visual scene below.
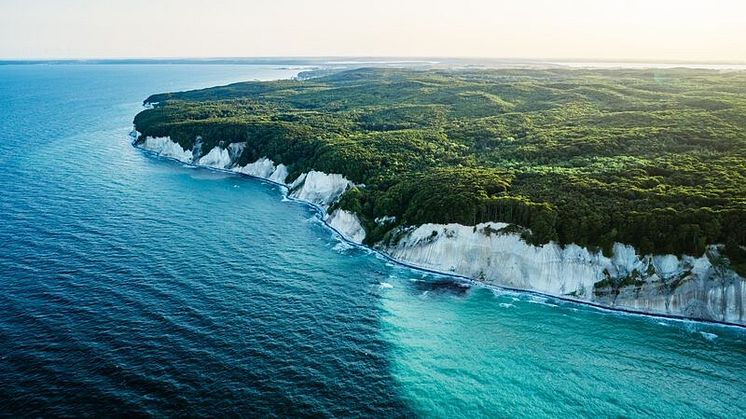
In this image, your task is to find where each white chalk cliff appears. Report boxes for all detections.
[137,135,746,325]
[142,137,193,162]
[380,223,744,324]
[328,209,367,244]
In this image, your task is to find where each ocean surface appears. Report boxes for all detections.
[0,64,745,418]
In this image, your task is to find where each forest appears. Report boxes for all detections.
[134,67,746,273]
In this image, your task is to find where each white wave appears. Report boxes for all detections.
[490,288,521,298]
[332,241,354,253]
[700,331,718,341]
[527,296,559,308]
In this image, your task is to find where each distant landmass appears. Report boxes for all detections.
[3,57,746,69]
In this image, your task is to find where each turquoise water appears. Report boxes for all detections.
[0,64,744,417]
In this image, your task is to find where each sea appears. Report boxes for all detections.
[0,63,744,417]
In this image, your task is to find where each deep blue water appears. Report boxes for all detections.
[1,64,745,418]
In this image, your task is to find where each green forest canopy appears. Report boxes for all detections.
[134,67,746,272]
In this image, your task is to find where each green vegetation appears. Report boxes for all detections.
[134,67,746,270]
[593,270,647,296]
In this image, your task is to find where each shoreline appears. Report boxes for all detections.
[132,137,746,331]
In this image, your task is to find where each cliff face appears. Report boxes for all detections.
[135,135,354,212]
[136,135,746,326]
[381,222,744,325]
[142,137,193,162]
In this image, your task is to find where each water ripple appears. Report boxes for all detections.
[1,64,744,418]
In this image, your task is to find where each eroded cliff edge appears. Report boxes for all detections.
[135,135,746,326]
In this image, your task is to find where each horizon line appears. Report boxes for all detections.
[1,56,746,65]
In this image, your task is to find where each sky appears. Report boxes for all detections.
[1,0,744,62]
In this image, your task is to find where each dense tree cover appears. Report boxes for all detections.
[134,67,746,272]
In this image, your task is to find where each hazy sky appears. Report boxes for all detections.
[1,0,744,61]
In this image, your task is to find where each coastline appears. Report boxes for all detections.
[131,134,746,330]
